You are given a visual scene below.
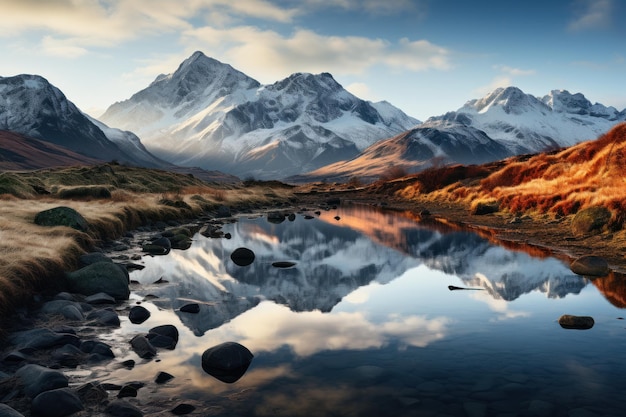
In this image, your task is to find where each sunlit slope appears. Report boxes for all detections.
[394,122,626,228]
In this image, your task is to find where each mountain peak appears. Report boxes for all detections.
[269,72,344,96]
[542,89,621,120]
[463,86,548,115]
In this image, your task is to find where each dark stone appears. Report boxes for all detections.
[10,328,80,351]
[130,335,157,359]
[171,403,196,415]
[3,350,30,363]
[0,403,26,416]
[180,303,200,314]
[230,247,255,266]
[151,236,172,250]
[147,325,179,349]
[80,341,114,358]
[84,292,116,305]
[570,255,610,277]
[272,261,296,268]
[105,399,143,417]
[304,215,314,220]
[117,385,138,398]
[66,261,130,300]
[334,216,340,221]
[287,213,296,222]
[31,388,84,417]
[75,382,108,405]
[216,205,232,218]
[34,206,88,231]
[129,306,151,324]
[267,211,285,224]
[142,244,169,255]
[79,252,112,267]
[471,201,499,215]
[201,342,254,383]
[155,371,174,384]
[52,344,85,367]
[558,314,595,329]
[571,206,612,236]
[86,308,120,327]
[15,364,68,397]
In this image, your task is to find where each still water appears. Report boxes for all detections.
[108,204,626,416]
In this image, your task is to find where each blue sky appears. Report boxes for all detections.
[0,0,624,121]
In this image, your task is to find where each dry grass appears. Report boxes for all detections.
[0,164,296,324]
[390,123,626,229]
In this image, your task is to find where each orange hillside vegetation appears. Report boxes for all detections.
[397,122,626,228]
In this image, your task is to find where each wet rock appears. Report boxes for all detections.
[34,206,88,231]
[571,206,611,236]
[129,305,151,324]
[86,308,120,327]
[80,340,114,358]
[130,335,157,359]
[79,252,112,267]
[171,403,196,415]
[180,303,200,314]
[32,388,83,417]
[142,244,169,255]
[3,350,30,364]
[66,261,130,300]
[471,201,499,215]
[169,234,192,250]
[75,382,108,405]
[147,325,179,349]
[41,300,83,316]
[201,341,254,383]
[52,344,85,367]
[287,213,296,222]
[10,328,80,351]
[84,292,116,305]
[0,403,25,417]
[558,314,595,329]
[155,371,174,384]
[105,399,143,417]
[15,364,68,397]
[230,247,255,267]
[216,205,231,218]
[151,236,172,250]
[570,255,610,277]
[267,211,285,224]
[117,385,138,398]
[334,216,340,221]
[272,261,296,268]
[303,215,314,220]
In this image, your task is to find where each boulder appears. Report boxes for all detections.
[79,252,112,267]
[201,342,253,383]
[66,261,130,300]
[558,315,595,330]
[570,255,610,277]
[86,308,120,327]
[147,325,179,349]
[34,206,88,231]
[130,335,157,359]
[230,247,255,267]
[267,212,285,224]
[216,205,232,218]
[129,305,151,324]
[471,201,499,215]
[105,399,143,417]
[15,364,68,398]
[155,371,174,384]
[571,206,612,236]
[10,328,80,351]
[0,404,25,417]
[31,388,83,417]
[171,404,196,415]
[84,292,116,305]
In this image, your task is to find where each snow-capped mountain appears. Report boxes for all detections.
[100,51,419,179]
[294,86,625,183]
[0,74,167,167]
[441,86,625,153]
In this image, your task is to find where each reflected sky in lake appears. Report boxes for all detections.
[107,204,626,416]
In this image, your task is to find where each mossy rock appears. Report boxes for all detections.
[571,206,611,236]
[471,201,499,215]
[58,186,112,199]
[34,206,88,231]
[66,261,130,300]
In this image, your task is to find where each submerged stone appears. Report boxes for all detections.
[201,341,253,383]
[558,314,595,330]
[570,255,610,277]
[230,247,255,266]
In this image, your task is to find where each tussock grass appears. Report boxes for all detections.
[0,164,296,325]
[390,123,626,229]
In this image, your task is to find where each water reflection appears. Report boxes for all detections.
[116,204,626,416]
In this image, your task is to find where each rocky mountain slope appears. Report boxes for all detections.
[295,86,626,183]
[100,51,419,179]
[0,74,166,168]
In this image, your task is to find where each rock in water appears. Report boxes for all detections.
[558,315,595,330]
[230,247,255,266]
[31,388,84,417]
[66,261,130,300]
[570,255,610,277]
[201,342,253,383]
[34,206,88,231]
[129,306,151,324]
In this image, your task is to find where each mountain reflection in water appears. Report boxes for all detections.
[118,204,626,416]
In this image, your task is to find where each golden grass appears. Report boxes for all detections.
[0,164,296,324]
[391,123,626,229]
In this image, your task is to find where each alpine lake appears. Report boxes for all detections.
[84,203,626,417]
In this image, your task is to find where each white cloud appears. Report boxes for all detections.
[345,82,376,101]
[568,0,613,31]
[301,0,424,15]
[182,27,452,83]
[494,65,536,77]
[473,75,513,97]
[40,36,89,58]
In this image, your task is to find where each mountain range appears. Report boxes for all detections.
[100,51,419,179]
[1,51,625,180]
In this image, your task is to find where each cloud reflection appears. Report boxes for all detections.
[209,301,450,356]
